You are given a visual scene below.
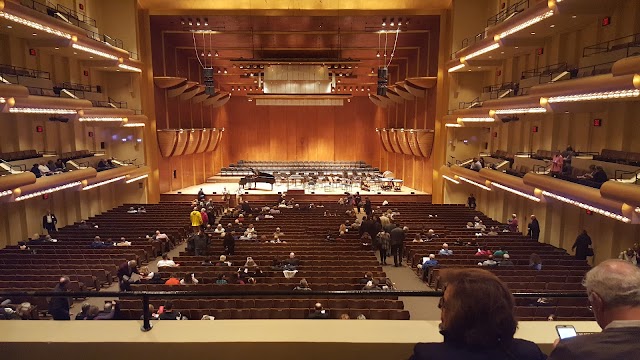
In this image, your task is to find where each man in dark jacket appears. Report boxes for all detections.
[42,210,58,233]
[223,231,235,255]
[117,260,140,291]
[527,215,540,241]
[354,192,362,214]
[572,230,592,260]
[307,302,329,319]
[390,225,406,267]
[48,276,71,320]
[192,230,209,256]
[364,197,373,217]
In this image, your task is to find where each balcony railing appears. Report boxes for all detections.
[0,290,588,331]
[521,62,568,80]
[61,82,101,93]
[583,32,640,57]
[487,0,530,27]
[0,64,50,79]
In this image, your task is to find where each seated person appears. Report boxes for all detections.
[213,224,225,234]
[272,227,285,238]
[127,207,138,214]
[493,248,507,258]
[30,164,42,178]
[412,233,424,243]
[164,274,180,285]
[138,206,146,213]
[94,301,119,320]
[359,272,375,285]
[158,301,181,320]
[419,254,439,281]
[75,303,91,320]
[439,243,453,256]
[466,222,474,229]
[180,273,199,285]
[215,274,228,285]
[475,247,492,256]
[215,255,232,266]
[487,227,499,236]
[46,160,57,172]
[38,162,50,176]
[479,255,498,267]
[425,229,439,241]
[97,160,109,171]
[308,303,329,319]
[54,159,66,171]
[362,279,380,291]
[285,252,300,267]
[578,164,597,179]
[498,254,514,266]
[592,166,609,183]
[90,236,112,248]
[115,237,131,246]
[293,278,312,291]
[157,253,178,267]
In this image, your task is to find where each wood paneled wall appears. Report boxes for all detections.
[221,97,381,163]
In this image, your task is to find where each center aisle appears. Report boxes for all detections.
[383,265,441,321]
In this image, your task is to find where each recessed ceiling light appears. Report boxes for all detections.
[489,56,492,58]
[32,33,37,36]
[54,47,59,50]
[73,52,77,55]
[116,69,120,72]
[515,46,519,49]
[477,66,481,68]
[501,51,505,54]
[571,15,577,19]
[550,24,555,28]
[89,56,93,59]
[6,25,12,29]
[530,32,536,35]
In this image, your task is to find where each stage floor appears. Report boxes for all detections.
[164,181,426,196]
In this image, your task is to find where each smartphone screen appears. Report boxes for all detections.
[556,325,577,339]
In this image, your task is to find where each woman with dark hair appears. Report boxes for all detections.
[409,268,546,360]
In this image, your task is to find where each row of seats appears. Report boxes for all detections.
[0,149,43,162]
[593,148,640,165]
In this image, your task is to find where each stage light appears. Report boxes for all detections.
[224,68,228,74]
[546,89,640,103]
[493,107,546,114]
[83,176,126,190]
[382,18,386,27]
[118,64,142,72]
[458,176,492,191]
[445,123,462,127]
[215,51,219,57]
[497,10,554,39]
[15,181,82,201]
[72,43,119,60]
[123,123,145,127]
[0,190,12,198]
[204,18,209,26]
[491,182,540,202]
[181,18,185,25]
[78,117,126,122]
[459,117,495,123]
[442,175,459,184]
[463,43,500,60]
[541,190,630,223]
[188,18,193,26]
[207,51,211,57]
[0,12,72,39]
[398,18,403,26]
[126,175,148,183]
[390,18,395,27]
[448,64,466,72]
[196,18,201,26]
[10,108,77,114]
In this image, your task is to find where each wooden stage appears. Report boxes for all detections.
[160,177,432,203]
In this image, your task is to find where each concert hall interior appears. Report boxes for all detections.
[1,0,640,359]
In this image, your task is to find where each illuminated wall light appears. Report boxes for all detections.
[445,123,462,127]
[442,175,460,184]
[459,117,495,123]
[491,182,540,202]
[448,64,466,72]
[83,176,126,191]
[458,176,492,191]
[493,107,546,114]
[463,43,500,60]
[635,207,640,214]
[72,43,119,60]
[126,174,148,183]
[541,191,631,223]
[123,123,145,127]
[546,89,640,103]
[10,108,77,114]
[0,97,5,103]
[81,117,126,123]
[118,64,142,72]
[0,189,13,198]
[15,181,82,201]
[0,12,72,39]
[498,10,555,39]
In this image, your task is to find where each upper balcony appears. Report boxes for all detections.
[0,0,142,72]
[447,0,615,74]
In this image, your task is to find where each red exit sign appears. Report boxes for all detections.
[602,16,611,27]
[593,118,602,127]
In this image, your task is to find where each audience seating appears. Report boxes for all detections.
[0,150,43,162]
[221,160,380,176]
[60,150,96,162]
[593,148,640,165]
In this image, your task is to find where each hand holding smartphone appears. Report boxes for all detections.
[556,325,577,339]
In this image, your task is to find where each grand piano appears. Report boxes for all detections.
[239,169,276,190]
